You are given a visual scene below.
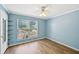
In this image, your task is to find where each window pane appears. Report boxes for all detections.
[17,19,38,40]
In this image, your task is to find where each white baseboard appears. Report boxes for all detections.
[8,37,79,52]
[8,37,45,47]
[46,37,79,51]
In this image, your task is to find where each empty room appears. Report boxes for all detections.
[0,4,79,54]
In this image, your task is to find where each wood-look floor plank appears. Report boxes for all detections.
[5,39,79,54]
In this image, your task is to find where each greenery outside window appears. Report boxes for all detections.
[17,19,38,40]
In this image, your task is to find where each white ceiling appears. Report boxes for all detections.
[4,4,79,19]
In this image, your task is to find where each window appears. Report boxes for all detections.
[17,19,38,40]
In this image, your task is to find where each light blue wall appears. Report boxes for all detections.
[47,10,79,50]
[8,13,46,45]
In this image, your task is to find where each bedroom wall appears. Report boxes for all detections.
[46,10,79,50]
[8,13,46,46]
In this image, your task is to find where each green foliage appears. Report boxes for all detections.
[19,24,27,29]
